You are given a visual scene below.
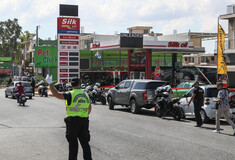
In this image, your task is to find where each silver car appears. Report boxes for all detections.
[5,81,33,99]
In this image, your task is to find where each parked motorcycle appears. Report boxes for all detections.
[154,85,182,121]
[36,80,48,97]
[91,86,106,105]
[229,94,235,123]
[18,93,27,106]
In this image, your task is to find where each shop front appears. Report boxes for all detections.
[90,33,205,85]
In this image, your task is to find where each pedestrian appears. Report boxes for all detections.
[46,75,92,160]
[213,82,235,135]
[8,76,12,86]
[31,77,35,96]
[188,81,205,127]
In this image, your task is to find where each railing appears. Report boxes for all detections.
[215,39,235,50]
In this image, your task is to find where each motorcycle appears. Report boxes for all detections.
[36,80,48,97]
[229,94,235,123]
[18,93,27,106]
[90,86,106,105]
[154,85,182,121]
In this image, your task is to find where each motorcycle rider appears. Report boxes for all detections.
[14,82,25,103]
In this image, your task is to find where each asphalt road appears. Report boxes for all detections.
[0,88,235,160]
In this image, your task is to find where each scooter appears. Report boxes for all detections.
[229,94,235,123]
[91,86,106,105]
[36,80,48,97]
[18,93,27,106]
[154,85,182,121]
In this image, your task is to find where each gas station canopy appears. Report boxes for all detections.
[90,33,205,53]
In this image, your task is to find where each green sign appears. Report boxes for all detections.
[35,47,57,68]
[39,39,57,46]
[0,57,12,62]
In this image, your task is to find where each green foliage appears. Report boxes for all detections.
[0,19,22,65]
[35,76,48,86]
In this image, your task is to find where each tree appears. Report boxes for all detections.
[0,19,22,64]
[20,31,35,42]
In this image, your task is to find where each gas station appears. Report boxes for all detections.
[90,33,205,84]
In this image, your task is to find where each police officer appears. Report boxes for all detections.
[188,81,205,127]
[46,75,92,160]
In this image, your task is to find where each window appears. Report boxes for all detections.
[211,57,215,61]
[146,82,165,89]
[186,89,194,97]
[177,83,184,88]
[190,57,194,63]
[133,82,146,89]
[143,30,148,34]
[117,81,125,89]
[206,88,219,97]
[184,57,188,61]
[124,81,131,89]
[184,84,190,87]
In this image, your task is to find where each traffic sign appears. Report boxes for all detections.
[222,78,228,88]
[155,67,161,76]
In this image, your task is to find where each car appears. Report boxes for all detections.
[107,79,166,113]
[172,82,206,98]
[5,81,33,99]
[179,85,221,123]
[21,76,30,82]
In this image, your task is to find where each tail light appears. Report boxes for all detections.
[230,104,235,108]
[22,94,25,96]
[142,91,147,100]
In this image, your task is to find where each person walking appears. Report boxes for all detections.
[46,75,92,160]
[31,77,35,96]
[213,82,235,135]
[188,81,205,127]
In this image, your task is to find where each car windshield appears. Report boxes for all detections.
[15,82,31,87]
[206,88,219,97]
[146,82,165,89]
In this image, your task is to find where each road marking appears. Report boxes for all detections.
[111,128,143,138]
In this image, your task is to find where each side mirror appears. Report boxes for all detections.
[115,86,119,89]
[183,94,187,97]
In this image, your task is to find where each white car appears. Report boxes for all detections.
[179,85,219,122]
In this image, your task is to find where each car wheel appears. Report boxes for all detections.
[130,99,140,114]
[11,92,15,99]
[108,96,114,110]
[171,107,182,121]
[101,96,106,105]
[200,109,209,123]
[5,92,8,98]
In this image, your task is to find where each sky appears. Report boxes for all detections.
[1,0,235,53]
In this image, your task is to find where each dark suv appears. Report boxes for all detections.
[107,80,166,113]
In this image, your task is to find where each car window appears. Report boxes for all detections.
[146,82,165,89]
[206,88,219,97]
[184,84,190,87]
[186,89,194,97]
[124,81,131,89]
[177,83,184,88]
[15,82,31,87]
[117,81,125,89]
[133,82,146,89]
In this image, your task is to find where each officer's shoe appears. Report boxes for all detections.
[213,130,220,133]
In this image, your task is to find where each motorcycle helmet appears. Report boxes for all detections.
[95,83,100,87]
[93,86,98,90]
[81,84,85,89]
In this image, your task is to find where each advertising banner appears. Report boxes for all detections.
[0,69,11,73]
[35,47,57,68]
[57,17,80,82]
[0,57,12,62]
[217,24,227,75]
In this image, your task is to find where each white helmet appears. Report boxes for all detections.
[86,86,91,90]
[95,83,100,87]
[93,86,98,90]
[81,84,85,89]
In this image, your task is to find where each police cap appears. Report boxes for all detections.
[71,78,80,87]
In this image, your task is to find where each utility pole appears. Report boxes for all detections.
[35,26,39,76]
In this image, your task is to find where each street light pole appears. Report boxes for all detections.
[35,25,39,76]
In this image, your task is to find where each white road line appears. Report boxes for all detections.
[111,128,143,138]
